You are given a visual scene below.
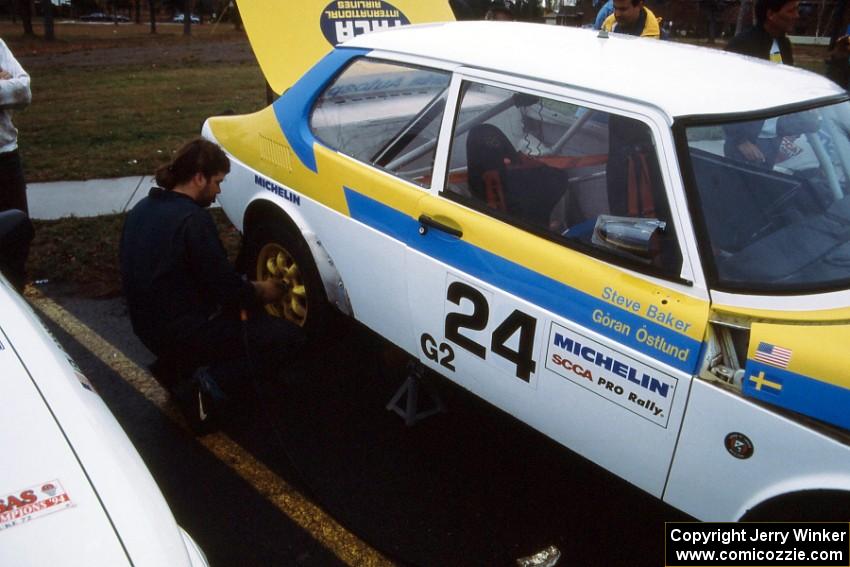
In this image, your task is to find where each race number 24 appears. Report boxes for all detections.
[444,281,537,382]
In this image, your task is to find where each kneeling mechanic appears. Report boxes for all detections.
[120,138,305,432]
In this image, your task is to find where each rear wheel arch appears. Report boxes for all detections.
[741,489,850,521]
[243,200,297,242]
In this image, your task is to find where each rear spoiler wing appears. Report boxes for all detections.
[237,0,455,95]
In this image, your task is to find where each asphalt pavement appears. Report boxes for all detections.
[35,293,689,567]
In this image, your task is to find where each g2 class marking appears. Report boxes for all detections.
[420,333,455,371]
[546,322,678,427]
[255,174,301,206]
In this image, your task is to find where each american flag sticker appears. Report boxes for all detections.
[752,342,792,368]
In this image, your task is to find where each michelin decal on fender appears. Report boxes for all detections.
[255,175,301,206]
[546,322,678,427]
[320,1,411,45]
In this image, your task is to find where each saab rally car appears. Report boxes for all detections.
[203,0,850,520]
[0,275,208,563]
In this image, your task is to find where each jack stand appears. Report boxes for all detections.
[386,360,445,426]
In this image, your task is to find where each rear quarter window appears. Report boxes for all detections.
[310,57,451,187]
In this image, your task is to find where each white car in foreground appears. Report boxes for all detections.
[0,271,208,565]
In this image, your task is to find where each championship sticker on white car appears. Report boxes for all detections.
[545,323,677,427]
[0,480,74,531]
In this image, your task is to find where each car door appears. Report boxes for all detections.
[405,74,710,496]
[305,55,455,352]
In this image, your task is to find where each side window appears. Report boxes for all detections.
[445,81,682,276]
[310,58,451,188]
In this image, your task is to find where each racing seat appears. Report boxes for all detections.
[466,123,517,211]
[466,123,572,229]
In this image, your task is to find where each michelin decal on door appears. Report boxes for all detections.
[546,322,678,427]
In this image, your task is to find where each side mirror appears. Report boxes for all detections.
[591,215,666,262]
[777,111,820,136]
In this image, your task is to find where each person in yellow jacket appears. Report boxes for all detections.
[602,0,660,38]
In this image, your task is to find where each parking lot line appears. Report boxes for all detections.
[29,292,392,567]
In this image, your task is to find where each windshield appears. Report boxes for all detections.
[682,100,850,293]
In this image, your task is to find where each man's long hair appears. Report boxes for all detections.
[154,138,231,190]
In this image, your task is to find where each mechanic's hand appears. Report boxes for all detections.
[831,35,850,59]
[253,279,288,304]
[737,140,765,163]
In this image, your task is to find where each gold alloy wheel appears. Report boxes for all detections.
[256,242,308,327]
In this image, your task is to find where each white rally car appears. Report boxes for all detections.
[0,273,208,565]
[203,1,850,521]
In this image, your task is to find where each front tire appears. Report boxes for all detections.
[245,221,330,337]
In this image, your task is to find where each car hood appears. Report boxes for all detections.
[0,279,196,566]
[237,0,454,94]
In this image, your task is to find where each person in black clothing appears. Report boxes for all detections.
[826,33,850,90]
[726,0,798,64]
[120,138,304,432]
[724,0,799,164]
[0,208,32,290]
[485,0,514,21]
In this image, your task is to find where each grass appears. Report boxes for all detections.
[17,61,265,181]
[11,21,256,295]
[0,20,266,182]
[2,20,248,54]
[29,209,241,297]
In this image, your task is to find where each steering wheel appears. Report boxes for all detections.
[741,181,802,244]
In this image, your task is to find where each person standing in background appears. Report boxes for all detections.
[725,0,799,64]
[601,0,661,37]
[594,0,614,30]
[724,0,799,164]
[0,38,32,291]
[0,38,31,215]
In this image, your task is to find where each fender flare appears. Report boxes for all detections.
[736,474,850,520]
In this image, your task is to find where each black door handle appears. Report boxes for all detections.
[418,214,462,238]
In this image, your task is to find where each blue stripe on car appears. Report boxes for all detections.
[743,361,850,431]
[344,187,702,373]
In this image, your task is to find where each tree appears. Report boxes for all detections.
[735,0,753,35]
[18,0,33,36]
[703,0,719,43]
[231,0,241,30]
[183,0,192,35]
[149,0,157,33]
[44,0,55,40]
